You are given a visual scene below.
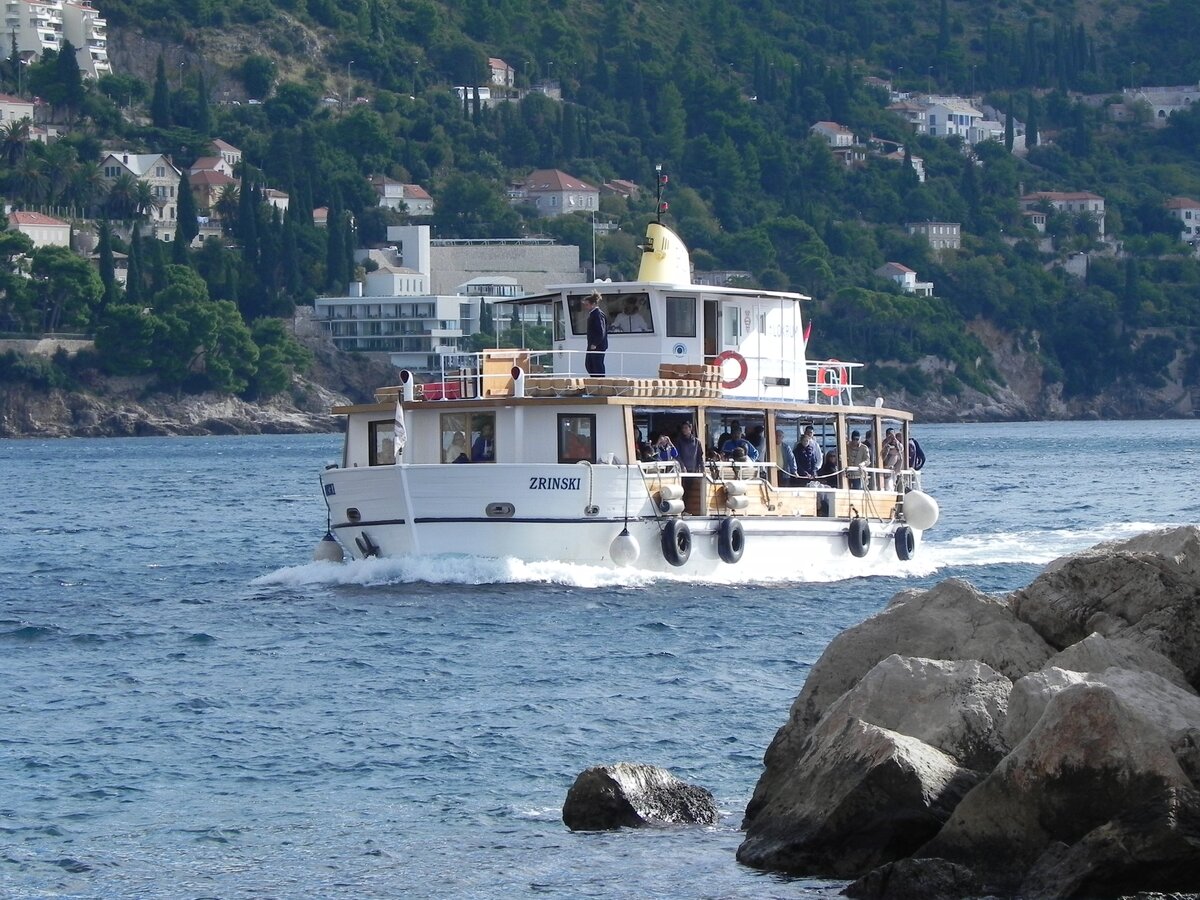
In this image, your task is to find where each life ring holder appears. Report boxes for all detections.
[817,359,848,398]
[713,350,748,389]
[717,517,745,564]
[661,518,692,567]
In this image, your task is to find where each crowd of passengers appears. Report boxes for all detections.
[636,419,912,490]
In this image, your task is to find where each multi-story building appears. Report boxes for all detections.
[906,221,960,251]
[313,225,583,373]
[875,261,933,296]
[100,151,182,239]
[7,210,69,247]
[6,0,109,78]
[1165,197,1200,245]
[509,169,598,218]
[925,97,983,139]
[370,176,434,215]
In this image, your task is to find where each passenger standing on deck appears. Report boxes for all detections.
[795,433,820,483]
[775,428,798,485]
[675,421,705,473]
[846,430,870,489]
[584,292,608,376]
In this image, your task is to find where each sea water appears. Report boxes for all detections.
[1,421,1197,899]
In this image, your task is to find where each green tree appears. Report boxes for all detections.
[151,55,171,127]
[31,245,103,332]
[174,171,199,262]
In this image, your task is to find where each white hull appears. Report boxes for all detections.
[321,463,923,576]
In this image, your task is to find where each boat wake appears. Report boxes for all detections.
[256,521,1169,590]
[920,520,1162,570]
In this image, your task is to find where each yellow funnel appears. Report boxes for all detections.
[637,222,692,284]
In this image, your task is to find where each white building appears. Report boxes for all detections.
[7,210,70,247]
[314,225,582,373]
[925,97,983,140]
[0,92,35,124]
[810,121,855,147]
[371,177,434,215]
[5,0,110,78]
[1166,197,1200,245]
[100,151,182,239]
[488,57,514,89]
[1020,191,1106,238]
[875,261,933,297]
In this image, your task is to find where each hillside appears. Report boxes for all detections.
[2,0,1200,418]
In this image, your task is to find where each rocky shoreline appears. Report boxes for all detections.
[739,527,1200,899]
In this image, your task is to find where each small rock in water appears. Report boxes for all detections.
[562,762,719,831]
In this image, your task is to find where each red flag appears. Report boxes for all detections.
[803,321,812,343]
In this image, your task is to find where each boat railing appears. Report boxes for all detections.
[412,349,867,404]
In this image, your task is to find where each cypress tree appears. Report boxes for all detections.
[1005,102,1015,152]
[1026,95,1039,148]
[97,222,118,309]
[126,224,143,307]
[175,170,198,249]
[195,71,211,136]
[151,55,172,127]
[325,201,347,291]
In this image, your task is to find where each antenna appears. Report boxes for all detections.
[654,164,668,223]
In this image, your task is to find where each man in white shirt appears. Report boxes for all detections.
[610,297,650,333]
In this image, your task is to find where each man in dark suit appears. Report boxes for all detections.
[584,292,608,376]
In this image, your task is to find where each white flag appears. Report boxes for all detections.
[393,400,407,463]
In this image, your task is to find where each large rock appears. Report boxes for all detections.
[747,579,1052,824]
[1047,632,1194,692]
[737,714,978,878]
[1009,526,1200,687]
[919,676,1200,893]
[842,857,982,900]
[561,763,718,831]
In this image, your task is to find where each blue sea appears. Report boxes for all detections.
[2,421,1198,899]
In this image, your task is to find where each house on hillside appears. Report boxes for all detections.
[488,57,515,89]
[601,179,639,201]
[875,261,932,296]
[510,169,598,217]
[906,221,959,251]
[887,100,928,134]
[0,93,34,124]
[925,97,983,139]
[188,169,235,217]
[810,121,855,147]
[371,177,434,215]
[99,151,182,238]
[1020,191,1106,238]
[209,139,242,171]
[1166,197,1200,245]
[882,149,926,182]
[7,210,70,248]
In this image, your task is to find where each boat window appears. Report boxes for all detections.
[469,413,496,463]
[558,414,596,464]
[665,296,696,337]
[440,413,472,464]
[553,300,566,342]
[607,293,653,334]
[567,291,652,335]
[368,419,397,466]
[723,305,742,345]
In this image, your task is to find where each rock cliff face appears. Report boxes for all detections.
[0,342,397,439]
[740,527,1200,899]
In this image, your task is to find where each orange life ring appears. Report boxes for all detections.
[714,350,748,389]
[818,359,847,397]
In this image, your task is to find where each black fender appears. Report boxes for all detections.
[847,518,871,558]
[661,519,692,567]
[717,517,745,564]
[894,525,915,561]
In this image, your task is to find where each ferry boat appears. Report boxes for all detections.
[316,206,938,577]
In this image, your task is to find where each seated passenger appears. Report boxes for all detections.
[720,424,759,461]
[471,422,495,462]
[445,431,469,463]
[654,433,679,462]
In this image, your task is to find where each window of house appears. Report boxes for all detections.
[368,419,398,465]
[665,296,697,337]
[155,166,164,177]
[558,414,595,464]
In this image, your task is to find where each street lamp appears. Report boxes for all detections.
[927,66,933,94]
[178,60,185,90]
[347,60,354,107]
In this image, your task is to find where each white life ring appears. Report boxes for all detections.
[714,350,748,389]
